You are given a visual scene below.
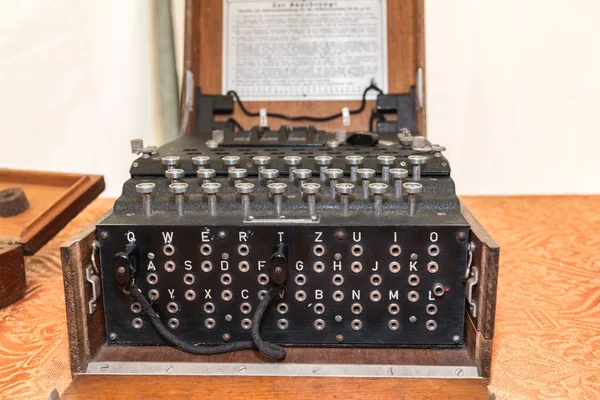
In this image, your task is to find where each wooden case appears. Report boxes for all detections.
[0,169,104,309]
[60,1,499,397]
[60,202,497,399]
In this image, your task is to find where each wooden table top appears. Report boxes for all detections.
[0,196,598,399]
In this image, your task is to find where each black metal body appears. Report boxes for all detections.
[98,130,470,348]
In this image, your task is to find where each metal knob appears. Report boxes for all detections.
[253,156,271,181]
[403,182,423,216]
[169,182,189,216]
[202,182,222,216]
[390,168,409,198]
[293,169,312,188]
[197,168,216,184]
[165,168,185,183]
[161,156,180,170]
[314,155,333,182]
[301,182,321,217]
[228,168,247,186]
[135,182,155,216]
[377,155,395,183]
[369,183,388,216]
[222,155,240,171]
[408,155,427,181]
[345,155,364,182]
[261,169,279,196]
[335,183,354,216]
[192,155,211,170]
[235,182,255,217]
[268,182,287,216]
[325,168,344,197]
[357,168,376,199]
[284,156,302,182]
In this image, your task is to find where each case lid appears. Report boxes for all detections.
[0,169,104,255]
[182,0,426,134]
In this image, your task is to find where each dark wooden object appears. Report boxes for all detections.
[0,169,104,309]
[0,245,26,309]
[181,0,427,134]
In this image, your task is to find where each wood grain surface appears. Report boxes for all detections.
[61,375,490,400]
[0,196,599,399]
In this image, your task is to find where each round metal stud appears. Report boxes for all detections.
[284,155,302,166]
[260,169,279,179]
[377,155,395,166]
[169,182,189,194]
[402,182,423,194]
[202,182,222,194]
[135,182,155,194]
[235,182,255,194]
[390,168,409,179]
[369,182,388,195]
[301,182,321,194]
[335,183,355,194]
[325,168,344,180]
[268,182,287,194]
[197,168,216,180]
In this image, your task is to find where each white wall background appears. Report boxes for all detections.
[1,1,599,197]
[0,1,159,197]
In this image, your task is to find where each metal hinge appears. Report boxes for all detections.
[465,241,478,318]
[86,240,101,314]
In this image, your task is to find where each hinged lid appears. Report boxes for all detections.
[0,169,104,254]
[182,0,426,134]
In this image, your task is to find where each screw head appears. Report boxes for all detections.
[284,155,302,166]
[109,333,117,341]
[325,168,344,180]
[117,266,126,275]
[135,182,156,194]
[228,168,247,179]
[335,231,345,240]
[457,232,467,241]
[452,335,461,343]
[197,168,216,179]
[314,155,333,166]
[260,168,279,179]
[390,168,409,179]
[192,155,211,166]
[169,182,189,194]
[268,182,287,194]
[336,334,344,343]
[161,156,180,167]
[202,182,222,194]
[100,231,109,240]
[335,183,355,194]
[165,168,185,180]
[301,182,321,194]
[377,155,395,165]
[345,155,364,165]
[222,333,231,342]
[222,155,240,166]
[402,182,423,194]
[252,155,271,165]
[409,316,417,323]
[369,182,388,195]
[293,168,312,180]
[357,168,376,179]
[408,155,427,165]
[235,182,255,194]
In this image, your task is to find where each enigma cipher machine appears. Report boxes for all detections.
[93,85,488,362]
